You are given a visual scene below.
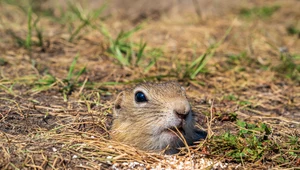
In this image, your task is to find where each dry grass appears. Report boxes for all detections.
[0,0,299,169]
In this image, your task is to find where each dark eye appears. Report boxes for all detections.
[135,91,147,103]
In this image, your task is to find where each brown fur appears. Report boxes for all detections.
[110,82,202,153]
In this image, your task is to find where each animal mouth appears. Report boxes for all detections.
[165,125,185,136]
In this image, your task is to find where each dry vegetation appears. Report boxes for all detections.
[0,0,299,169]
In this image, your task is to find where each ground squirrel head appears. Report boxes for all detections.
[111,82,199,153]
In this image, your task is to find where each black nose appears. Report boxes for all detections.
[176,112,188,119]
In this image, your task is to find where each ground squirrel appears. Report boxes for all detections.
[110,82,206,154]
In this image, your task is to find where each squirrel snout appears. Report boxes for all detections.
[175,110,188,120]
[172,100,190,120]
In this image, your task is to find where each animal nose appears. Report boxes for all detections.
[175,110,188,119]
[173,100,190,120]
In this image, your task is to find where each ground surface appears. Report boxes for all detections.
[0,0,299,169]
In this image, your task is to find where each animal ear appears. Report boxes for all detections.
[114,91,124,116]
[180,86,187,96]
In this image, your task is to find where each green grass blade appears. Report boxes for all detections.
[136,40,147,65]
[67,54,79,81]
[75,67,87,82]
[69,20,89,42]
[144,59,155,73]
[7,30,25,47]
[127,40,134,64]
[99,24,112,39]
[119,24,143,41]
[68,2,106,42]
[25,6,32,49]
[68,3,84,21]
[33,16,43,47]
[188,24,233,79]
[91,2,107,19]
[114,46,129,66]
[190,53,208,79]
[189,53,206,69]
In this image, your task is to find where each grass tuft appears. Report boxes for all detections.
[101,24,160,72]
[179,24,233,80]
[0,58,8,66]
[32,54,87,101]
[33,74,57,92]
[287,25,300,36]
[205,120,299,166]
[4,3,44,49]
[273,52,300,82]
[240,5,280,19]
[101,24,143,66]
[68,2,107,42]
[62,54,87,101]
